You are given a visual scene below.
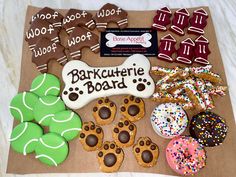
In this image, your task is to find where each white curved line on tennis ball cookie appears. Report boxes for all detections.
[35,154,57,166]
[39,138,65,149]
[61,128,82,136]
[39,114,54,124]
[9,106,24,122]
[9,122,28,141]
[23,92,34,110]
[52,112,74,123]
[45,87,60,96]
[39,97,60,106]
[23,138,38,155]
[30,73,46,92]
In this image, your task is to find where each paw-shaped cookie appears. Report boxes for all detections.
[133,137,159,167]
[97,141,124,173]
[92,98,116,125]
[112,118,137,147]
[79,121,103,151]
[120,95,145,122]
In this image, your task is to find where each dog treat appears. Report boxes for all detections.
[32,38,67,73]
[25,18,60,50]
[158,34,176,62]
[62,54,155,109]
[188,8,208,35]
[152,91,186,104]
[150,103,188,139]
[63,9,95,33]
[152,7,172,31]
[176,38,195,65]
[133,137,159,168]
[120,95,145,122]
[166,136,206,175]
[31,7,64,28]
[33,96,65,126]
[170,8,190,36]
[97,141,124,172]
[9,122,43,155]
[79,121,103,151]
[93,98,116,125]
[194,35,211,65]
[9,92,38,122]
[67,26,100,60]
[112,118,137,147]
[94,3,128,32]
[30,73,60,97]
[49,110,82,141]
[190,111,228,147]
[35,133,69,166]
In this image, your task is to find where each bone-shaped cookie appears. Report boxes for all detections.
[62,54,155,109]
[105,33,152,48]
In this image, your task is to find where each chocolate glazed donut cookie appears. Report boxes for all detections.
[189,111,228,147]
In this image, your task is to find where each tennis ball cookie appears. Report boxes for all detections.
[49,110,82,141]
[34,96,65,126]
[35,133,69,166]
[10,122,43,155]
[9,92,39,122]
[30,73,60,97]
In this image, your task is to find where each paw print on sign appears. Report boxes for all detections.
[97,141,124,173]
[133,137,159,167]
[79,121,103,151]
[133,78,151,92]
[112,118,137,147]
[63,87,83,101]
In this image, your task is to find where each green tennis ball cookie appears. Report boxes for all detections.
[34,96,65,126]
[9,92,39,122]
[30,73,60,97]
[10,122,43,155]
[49,110,82,141]
[35,133,68,166]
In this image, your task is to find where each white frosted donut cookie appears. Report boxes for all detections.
[150,103,188,139]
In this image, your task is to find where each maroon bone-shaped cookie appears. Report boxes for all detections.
[94,3,128,32]
[30,7,64,28]
[63,9,95,34]
[32,38,67,73]
[67,27,100,60]
[170,8,190,36]
[188,8,208,35]
[152,7,172,31]
[194,35,211,65]
[176,38,195,65]
[158,34,176,62]
[25,18,60,50]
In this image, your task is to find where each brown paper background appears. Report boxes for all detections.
[6,5,236,176]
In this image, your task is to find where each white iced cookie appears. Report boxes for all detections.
[62,54,155,109]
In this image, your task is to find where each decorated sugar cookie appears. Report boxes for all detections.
[35,133,68,166]
[30,73,60,97]
[49,110,82,141]
[62,54,155,109]
[9,92,38,122]
[33,96,65,126]
[152,7,172,31]
[10,122,43,155]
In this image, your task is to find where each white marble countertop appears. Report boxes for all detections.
[0,0,236,177]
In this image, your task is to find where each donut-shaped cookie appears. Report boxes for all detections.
[189,111,228,147]
[150,103,188,138]
[166,136,206,175]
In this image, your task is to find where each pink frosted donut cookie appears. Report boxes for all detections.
[150,103,188,138]
[166,136,206,175]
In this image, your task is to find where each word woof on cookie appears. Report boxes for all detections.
[62,54,155,109]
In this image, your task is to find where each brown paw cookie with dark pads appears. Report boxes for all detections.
[79,121,103,151]
[97,141,124,172]
[133,137,159,167]
[92,98,116,125]
[120,95,145,122]
[112,118,137,147]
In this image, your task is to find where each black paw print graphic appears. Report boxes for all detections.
[133,78,151,91]
[63,87,83,101]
